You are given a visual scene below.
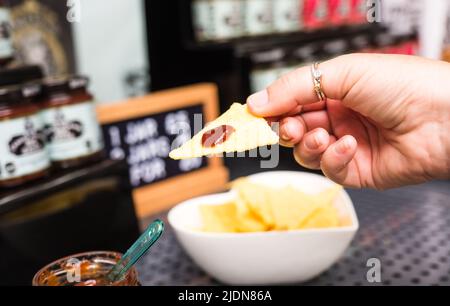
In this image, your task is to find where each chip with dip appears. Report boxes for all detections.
[169,103,279,160]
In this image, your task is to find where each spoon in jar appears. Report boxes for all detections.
[106,219,164,283]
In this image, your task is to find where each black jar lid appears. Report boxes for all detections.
[22,82,42,99]
[42,75,90,95]
[0,86,23,106]
[0,83,42,107]
[0,65,44,88]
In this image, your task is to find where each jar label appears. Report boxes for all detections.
[339,0,351,18]
[0,8,13,59]
[245,0,273,35]
[350,0,367,23]
[273,0,302,32]
[0,114,49,181]
[212,0,243,40]
[315,0,328,20]
[192,0,214,41]
[41,101,104,161]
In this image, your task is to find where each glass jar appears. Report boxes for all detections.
[374,33,396,54]
[250,48,285,93]
[303,0,329,30]
[0,0,14,67]
[39,75,104,169]
[212,0,244,40]
[244,0,273,36]
[350,34,370,53]
[329,0,352,26]
[273,0,302,33]
[193,0,244,42]
[192,0,212,42]
[350,0,367,24]
[293,43,320,67]
[0,65,43,87]
[0,84,50,188]
[322,38,348,59]
[32,251,140,286]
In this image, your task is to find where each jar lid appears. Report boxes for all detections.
[0,83,40,106]
[0,65,44,88]
[375,33,396,48]
[42,75,90,95]
[293,43,320,62]
[0,86,22,105]
[251,48,285,65]
[322,39,349,58]
[22,82,43,99]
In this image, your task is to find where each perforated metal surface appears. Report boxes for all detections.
[136,180,450,286]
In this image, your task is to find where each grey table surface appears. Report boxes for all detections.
[136,180,450,286]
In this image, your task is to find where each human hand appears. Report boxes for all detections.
[247,54,450,189]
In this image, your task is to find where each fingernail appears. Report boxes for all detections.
[248,90,269,109]
[286,122,297,139]
[335,137,354,155]
[305,131,327,150]
[281,121,296,141]
[280,125,292,141]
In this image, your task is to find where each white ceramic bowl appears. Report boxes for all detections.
[168,171,359,285]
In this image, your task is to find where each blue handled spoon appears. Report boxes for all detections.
[106,219,164,283]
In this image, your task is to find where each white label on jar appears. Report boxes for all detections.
[245,0,273,35]
[192,0,214,41]
[41,101,104,161]
[273,0,302,32]
[0,114,49,181]
[357,0,367,15]
[315,0,328,20]
[0,8,13,59]
[339,0,351,18]
[212,0,243,40]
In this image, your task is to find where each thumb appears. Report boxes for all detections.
[247,54,366,118]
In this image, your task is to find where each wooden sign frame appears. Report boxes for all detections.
[96,83,229,218]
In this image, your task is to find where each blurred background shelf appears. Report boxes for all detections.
[0,160,140,285]
[183,23,385,56]
[233,24,384,56]
[0,159,129,215]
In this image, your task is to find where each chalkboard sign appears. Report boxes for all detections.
[97,84,229,217]
[102,104,207,188]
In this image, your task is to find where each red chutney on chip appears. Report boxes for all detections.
[201,125,236,148]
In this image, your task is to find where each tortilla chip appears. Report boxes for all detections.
[199,178,344,233]
[270,186,321,230]
[232,178,275,228]
[169,103,279,160]
[235,200,268,233]
[300,204,339,229]
[200,202,238,233]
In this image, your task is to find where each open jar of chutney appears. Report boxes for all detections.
[32,251,140,286]
[39,75,104,169]
[0,84,50,188]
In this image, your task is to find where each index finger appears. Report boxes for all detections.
[246,54,361,118]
